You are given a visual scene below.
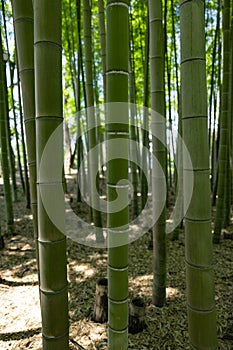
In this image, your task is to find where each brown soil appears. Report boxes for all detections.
[0,180,232,349]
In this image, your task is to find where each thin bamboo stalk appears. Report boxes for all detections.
[83,0,103,242]
[16,51,31,209]
[0,29,14,235]
[214,0,231,243]
[149,0,167,307]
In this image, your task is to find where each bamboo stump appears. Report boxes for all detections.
[0,236,4,249]
[223,229,233,240]
[129,297,146,334]
[93,278,108,323]
[147,229,153,250]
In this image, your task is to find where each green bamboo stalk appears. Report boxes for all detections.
[223,0,232,227]
[76,0,83,203]
[208,0,220,152]
[96,0,107,182]
[2,4,24,196]
[129,65,139,219]
[230,12,233,209]
[223,148,231,226]
[76,56,82,202]
[83,0,103,242]
[171,0,182,235]
[68,0,78,106]
[10,60,26,195]
[98,0,107,104]
[141,12,149,212]
[16,49,31,209]
[93,62,104,178]
[1,0,18,203]
[11,0,40,290]
[171,98,183,241]
[76,0,87,111]
[12,0,38,237]
[106,1,129,349]
[171,0,180,109]
[0,29,14,235]
[63,0,79,172]
[212,26,222,207]
[213,0,231,243]
[171,0,183,240]
[149,0,167,307]
[164,0,173,192]
[63,0,77,111]
[129,10,140,218]
[180,0,218,348]
[5,66,18,203]
[1,1,25,196]
[34,0,69,348]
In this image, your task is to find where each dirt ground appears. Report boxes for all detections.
[0,180,233,349]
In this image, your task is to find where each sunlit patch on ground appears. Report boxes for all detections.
[68,262,97,282]
[70,321,107,350]
[0,286,41,333]
[0,283,41,350]
[166,286,181,298]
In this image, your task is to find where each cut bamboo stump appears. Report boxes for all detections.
[147,229,153,250]
[0,236,4,249]
[223,229,233,240]
[93,278,108,323]
[129,297,146,334]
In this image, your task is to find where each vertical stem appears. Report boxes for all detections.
[106,1,129,349]
[1,0,18,202]
[98,0,107,104]
[16,50,31,209]
[12,0,38,277]
[149,0,167,307]
[76,0,83,203]
[10,61,26,195]
[83,0,103,242]
[180,0,218,348]
[141,12,149,211]
[34,0,69,348]
[0,29,14,234]
[214,0,231,242]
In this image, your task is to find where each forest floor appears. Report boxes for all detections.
[0,176,233,350]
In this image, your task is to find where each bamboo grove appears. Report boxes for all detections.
[0,0,232,349]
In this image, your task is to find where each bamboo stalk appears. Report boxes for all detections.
[180,0,218,348]
[34,1,69,348]
[0,29,14,235]
[149,0,167,307]
[106,1,130,348]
